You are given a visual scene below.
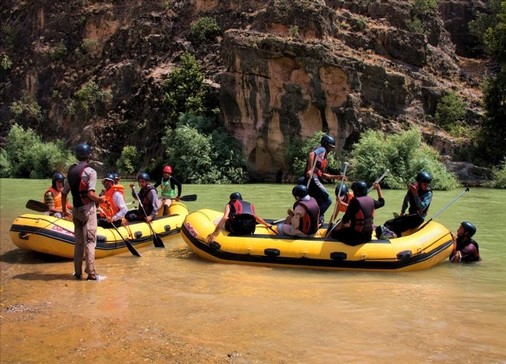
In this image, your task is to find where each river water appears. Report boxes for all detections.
[1,182,505,363]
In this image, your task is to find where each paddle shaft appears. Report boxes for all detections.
[110,221,141,257]
[306,153,318,189]
[132,187,165,248]
[416,187,469,232]
[329,162,350,224]
[367,169,389,193]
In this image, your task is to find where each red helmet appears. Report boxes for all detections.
[163,165,172,174]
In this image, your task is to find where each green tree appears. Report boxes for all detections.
[475,0,506,165]
[162,114,248,184]
[163,53,206,129]
[351,128,459,190]
[434,91,466,131]
[116,146,140,177]
[190,17,221,43]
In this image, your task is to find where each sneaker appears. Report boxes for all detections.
[86,274,105,281]
[381,227,397,239]
[73,273,82,280]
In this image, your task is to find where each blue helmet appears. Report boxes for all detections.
[75,143,91,160]
[103,173,115,183]
[230,192,242,201]
[416,171,432,183]
[51,172,65,189]
[137,172,150,181]
[320,135,336,148]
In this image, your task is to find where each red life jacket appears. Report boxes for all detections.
[352,196,374,233]
[293,197,320,234]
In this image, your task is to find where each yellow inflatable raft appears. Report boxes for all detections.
[181,209,454,272]
[10,202,189,258]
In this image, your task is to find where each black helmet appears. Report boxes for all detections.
[52,172,65,182]
[335,183,349,198]
[461,221,476,237]
[51,172,65,189]
[321,134,336,148]
[230,192,242,201]
[75,143,91,160]
[103,173,115,183]
[351,181,368,197]
[292,185,308,199]
[416,171,432,183]
[137,172,150,181]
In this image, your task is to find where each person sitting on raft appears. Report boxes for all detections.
[277,185,320,237]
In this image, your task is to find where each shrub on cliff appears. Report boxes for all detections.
[351,128,459,190]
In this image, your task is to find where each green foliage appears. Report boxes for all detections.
[50,41,68,61]
[9,93,43,126]
[162,114,248,184]
[350,128,460,190]
[407,0,437,34]
[1,54,12,70]
[0,124,74,178]
[412,0,437,16]
[289,25,300,38]
[472,1,506,165]
[116,146,140,177]
[190,17,221,43]
[72,80,111,117]
[469,0,502,53]
[163,53,206,128]
[487,158,506,188]
[285,131,342,178]
[434,92,467,130]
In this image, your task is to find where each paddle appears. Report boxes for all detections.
[416,187,470,232]
[178,194,197,202]
[325,162,350,237]
[26,200,51,213]
[110,221,141,257]
[96,205,141,257]
[306,153,318,189]
[131,187,165,248]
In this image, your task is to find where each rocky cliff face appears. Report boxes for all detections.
[0,0,487,179]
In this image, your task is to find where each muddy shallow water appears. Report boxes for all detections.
[2,186,506,363]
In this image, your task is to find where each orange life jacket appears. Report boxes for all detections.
[99,185,125,218]
[44,187,64,210]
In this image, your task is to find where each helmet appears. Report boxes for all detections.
[351,181,368,197]
[335,183,349,198]
[163,165,172,174]
[113,173,120,182]
[52,172,65,182]
[51,172,65,189]
[230,192,242,201]
[75,143,91,160]
[292,185,309,199]
[320,135,336,148]
[416,171,432,183]
[137,172,150,181]
[461,221,476,237]
[103,173,115,183]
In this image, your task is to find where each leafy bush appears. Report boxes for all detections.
[9,93,43,125]
[116,146,140,177]
[487,158,506,188]
[434,92,466,131]
[162,114,248,184]
[72,80,111,117]
[1,54,12,70]
[1,124,74,178]
[190,17,221,43]
[350,128,460,190]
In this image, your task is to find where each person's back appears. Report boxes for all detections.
[277,185,320,237]
[331,181,384,245]
[225,194,257,235]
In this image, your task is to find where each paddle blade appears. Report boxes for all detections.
[26,200,50,212]
[179,194,197,202]
[125,240,141,257]
[153,233,165,248]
